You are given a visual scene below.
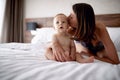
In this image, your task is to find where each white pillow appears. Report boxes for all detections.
[106,27,120,51]
[117,52,120,60]
[31,27,120,51]
[31,28,56,44]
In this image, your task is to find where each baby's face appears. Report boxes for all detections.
[53,15,68,33]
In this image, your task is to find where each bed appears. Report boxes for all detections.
[0,14,120,80]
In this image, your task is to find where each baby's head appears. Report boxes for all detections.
[53,13,69,33]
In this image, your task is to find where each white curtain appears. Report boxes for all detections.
[0,0,6,43]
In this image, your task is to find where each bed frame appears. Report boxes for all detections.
[25,14,120,28]
[24,14,120,43]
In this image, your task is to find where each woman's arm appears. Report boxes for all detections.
[94,56,118,64]
[97,22,119,64]
[52,35,72,62]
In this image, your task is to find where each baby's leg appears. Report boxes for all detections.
[45,47,55,60]
[76,53,94,63]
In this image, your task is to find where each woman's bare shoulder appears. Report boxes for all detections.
[95,21,107,36]
[96,22,107,32]
[96,21,106,29]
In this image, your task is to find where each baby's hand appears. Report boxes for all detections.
[67,26,76,36]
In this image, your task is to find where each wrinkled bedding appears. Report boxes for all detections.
[0,43,120,80]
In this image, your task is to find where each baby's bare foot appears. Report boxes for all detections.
[85,56,94,63]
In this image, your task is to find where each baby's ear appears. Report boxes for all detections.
[67,26,76,36]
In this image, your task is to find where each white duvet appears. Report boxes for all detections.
[0,43,120,80]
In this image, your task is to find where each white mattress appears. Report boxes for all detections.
[0,43,120,80]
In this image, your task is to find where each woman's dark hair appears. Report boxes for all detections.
[73,3,96,42]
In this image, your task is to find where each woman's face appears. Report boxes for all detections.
[67,10,78,36]
[68,10,78,29]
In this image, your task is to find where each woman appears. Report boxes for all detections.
[45,13,94,63]
[51,3,119,64]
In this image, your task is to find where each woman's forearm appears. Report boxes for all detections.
[95,56,119,64]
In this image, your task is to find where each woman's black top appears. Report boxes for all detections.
[75,40,104,55]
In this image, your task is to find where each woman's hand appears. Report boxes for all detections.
[52,42,72,62]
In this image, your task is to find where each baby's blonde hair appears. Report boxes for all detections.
[53,13,68,27]
[54,13,67,18]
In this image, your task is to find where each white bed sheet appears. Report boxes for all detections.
[0,43,120,80]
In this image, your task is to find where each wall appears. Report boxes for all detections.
[0,0,6,43]
[24,0,120,18]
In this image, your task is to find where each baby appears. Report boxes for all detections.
[45,13,94,63]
